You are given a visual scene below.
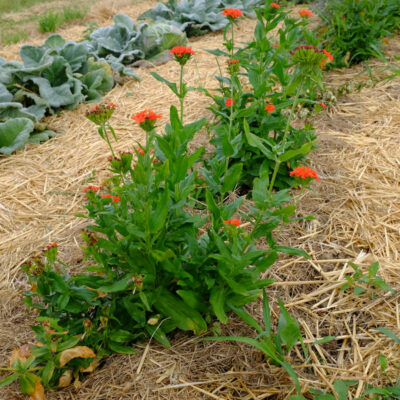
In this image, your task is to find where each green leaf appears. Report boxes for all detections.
[108,341,136,354]
[19,373,38,395]
[222,163,243,194]
[374,327,400,345]
[145,324,171,348]
[243,118,273,158]
[312,336,336,346]
[277,298,301,352]
[252,172,270,204]
[149,189,169,233]
[229,303,262,333]
[41,360,55,386]
[205,190,220,222]
[278,141,314,162]
[333,380,358,400]
[210,286,228,323]
[0,118,34,155]
[275,246,310,259]
[154,289,207,334]
[109,329,136,343]
[262,289,271,336]
[97,276,131,293]
[0,374,19,388]
[57,335,81,352]
[150,71,178,96]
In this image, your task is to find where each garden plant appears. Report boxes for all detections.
[1,1,399,399]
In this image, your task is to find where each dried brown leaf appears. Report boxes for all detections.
[29,378,46,400]
[58,369,73,388]
[80,358,100,373]
[59,346,96,367]
[9,344,31,367]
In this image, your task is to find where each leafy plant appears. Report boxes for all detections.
[340,261,394,298]
[139,0,266,37]
[317,0,400,68]
[39,6,87,33]
[204,289,307,396]
[202,4,325,193]
[39,11,60,33]
[86,14,186,77]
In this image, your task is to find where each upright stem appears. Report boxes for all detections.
[102,126,116,158]
[222,22,236,205]
[268,80,304,193]
[179,65,184,123]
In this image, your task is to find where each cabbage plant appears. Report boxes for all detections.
[139,0,265,36]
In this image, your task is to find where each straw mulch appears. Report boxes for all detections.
[1,2,400,399]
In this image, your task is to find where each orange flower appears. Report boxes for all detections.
[290,166,320,181]
[272,44,280,48]
[137,146,145,156]
[298,9,312,17]
[225,98,235,107]
[223,219,241,227]
[169,46,195,58]
[320,103,327,108]
[82,186,100,193]
[108,103,117,108]
[271,2,279,8]
[222,8,242,18]
[227,59,239,65]
[265,104,276,113]
[322,49,334,61]
[101,194,121,202]
[132,110,162,124]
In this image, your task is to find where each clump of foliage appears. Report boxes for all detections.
[317,0,400,68]
[138,0,266,37]
[0,14,187,155]
[39,6,87,33]
[86,14,186,77]
[202,4,328,193]
[340,261,394,298]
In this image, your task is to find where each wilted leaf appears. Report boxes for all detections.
[57,369,73,388]
[9,344,31,367]
[29,378,45,400]
[59,346,96,367]
[80,358,101,373]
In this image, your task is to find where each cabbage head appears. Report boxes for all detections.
[142,22,187,58]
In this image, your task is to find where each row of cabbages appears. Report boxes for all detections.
[0,15,186,155]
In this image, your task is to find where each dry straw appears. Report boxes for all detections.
[1,1,400,398]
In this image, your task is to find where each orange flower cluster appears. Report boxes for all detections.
[82,186,100,193]
[222,8,242,18]
[265,104,276,113]
[100,194,121,202]
[169,46,195,58]
[271,2,279,8]
[298,9,312,17]
[132,110,162,124]
[322,49,334,62]
[227,59,239,65]
[223,219,241,227]
[225,98,235,107]
[290,166,320,181]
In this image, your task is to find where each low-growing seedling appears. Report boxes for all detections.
[340,261,394,298]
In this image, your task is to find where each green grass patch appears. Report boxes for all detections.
[39,6,87,33]
[0,0,57,15]
[1,29,28,44]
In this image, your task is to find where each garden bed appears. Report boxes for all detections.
[1,1,400,399]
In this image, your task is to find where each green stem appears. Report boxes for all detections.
[179,65,184,123]
[268,80,304,193]
[102,126,116,158]
[223,22,235,204]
